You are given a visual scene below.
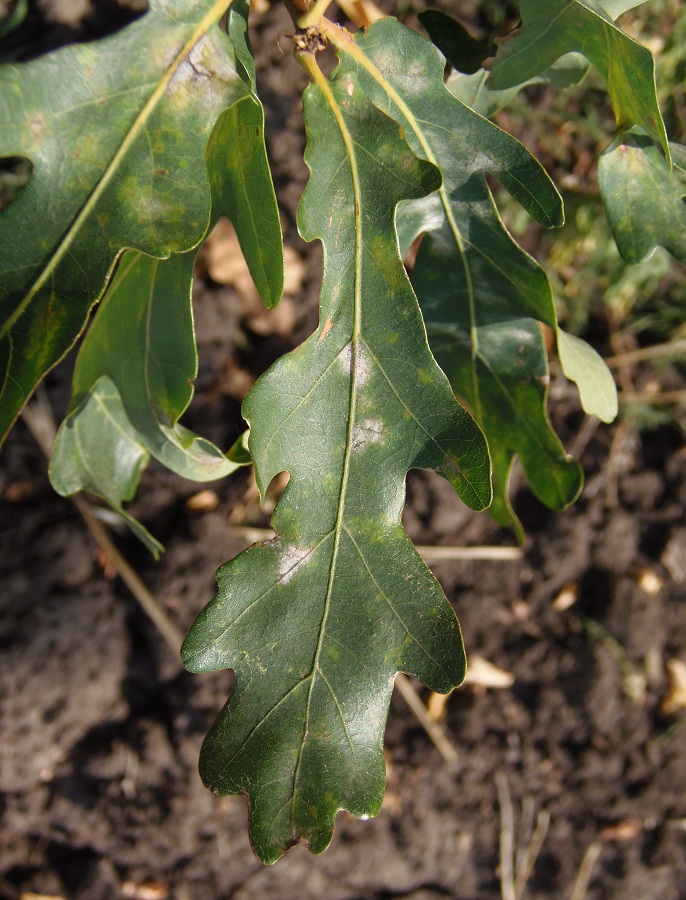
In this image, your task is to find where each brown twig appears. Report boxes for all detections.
[605,338,686,369]
[514,809,550,899]
[73,496,183,655]
[602,419,633,508]
[609,332,636,398]
[417,545,522,562]
[568,415,601,460]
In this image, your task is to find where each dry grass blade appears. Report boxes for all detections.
[514,809,550,898]
[394,673,459,764]
[497,773,550,900]
[74,496,183,655]
[497,772,516,900]
[605,338,686,368]
[570,842,602,900]
[417,545,522,562]
[620,389,686,404]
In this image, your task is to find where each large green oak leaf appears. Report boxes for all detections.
[445,0,649,118]
[0,0,247,443]
[598,133,686,265]
[323,18,615,535]
[182,65,491,863]
[490,0,669,158]
[47,0,282,544]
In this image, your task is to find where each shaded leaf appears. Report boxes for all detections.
[211,0,284,308]
[446,0,649,118]
[324,17,585,534]
[52,249,243,479]
[447,53,588,118]
[418,10,494,75]
[209,97,284,308]
[226,428,252,466]
[490,0,669,157]
[670,142,686,173]
[183,66,491,863]
[0,0,27,43]
[49,250,250,548]
[48,0,281,545]
[49,375,163,556]
[600,0,649,17]
[598,133,686,264]
[0,0,245,444]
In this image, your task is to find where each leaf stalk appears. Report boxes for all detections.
[297,0,333,29]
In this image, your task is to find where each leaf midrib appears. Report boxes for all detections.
[321,26,482,419]
[289,65,364,819]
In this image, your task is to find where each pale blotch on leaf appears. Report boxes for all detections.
[355,344,372,386]
[351,419,385,450]
[277,543,315,584]
[337,343,353,376]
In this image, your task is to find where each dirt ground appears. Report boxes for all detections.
[1,2,686,898]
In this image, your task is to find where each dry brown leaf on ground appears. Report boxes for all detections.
[335,0,386,27]
[598,819,643,842]
[463,656,515,689]
[661,658,686,715]
[186,490,220,512]
[199,217,303,336]
[427,656,515,721]
[20,893,66,900]
[121,882,169,900]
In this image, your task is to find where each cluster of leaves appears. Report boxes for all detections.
[1,0,684,864]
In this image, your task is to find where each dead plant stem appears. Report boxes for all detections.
[605,338,686,368]
[394,673,459,765]
[497,772,516,900]
[73,495,183,654]
[514,810,550,899]
[570,842,602,900]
